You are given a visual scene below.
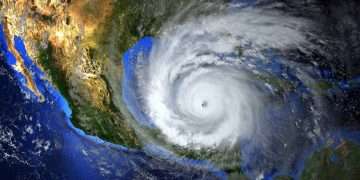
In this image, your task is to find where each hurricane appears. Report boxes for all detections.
[123,1,333,178]
[2,0,360,179]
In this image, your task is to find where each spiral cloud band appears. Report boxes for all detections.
[123,3,327,177]
[133,9,314,147]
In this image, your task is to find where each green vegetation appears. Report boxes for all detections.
[255,73,295,93]
[28,1,360,178]
[37,42,72,100]
[98,0,194,58]
[78,0,195,149]
[35,0,195,149]
[301,141,360,180]
[174,145,242,172]
[36,0,198,150]
[90,1,246,173]
[75,104,139,147]
[137,123,245,176]
[37,42,140,148]
[309,80,333,93]
[171,145,246,179]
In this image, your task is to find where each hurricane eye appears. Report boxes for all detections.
[201,101,208,108]
[121,3,349,179]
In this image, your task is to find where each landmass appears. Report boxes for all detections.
[1,1,360,179]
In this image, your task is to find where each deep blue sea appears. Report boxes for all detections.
[0,24,226,179]
[1,6,360,177]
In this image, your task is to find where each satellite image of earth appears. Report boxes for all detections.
[1,0,360,179]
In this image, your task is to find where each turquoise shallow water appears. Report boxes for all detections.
[2,0,360,176]
[122,34,360,179]
[0,24,226,179]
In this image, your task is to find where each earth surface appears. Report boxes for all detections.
[1,0,360,180]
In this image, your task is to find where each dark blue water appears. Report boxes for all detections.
[0,24,224,179]
[122,34,360,179]
[2,0,360,177]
